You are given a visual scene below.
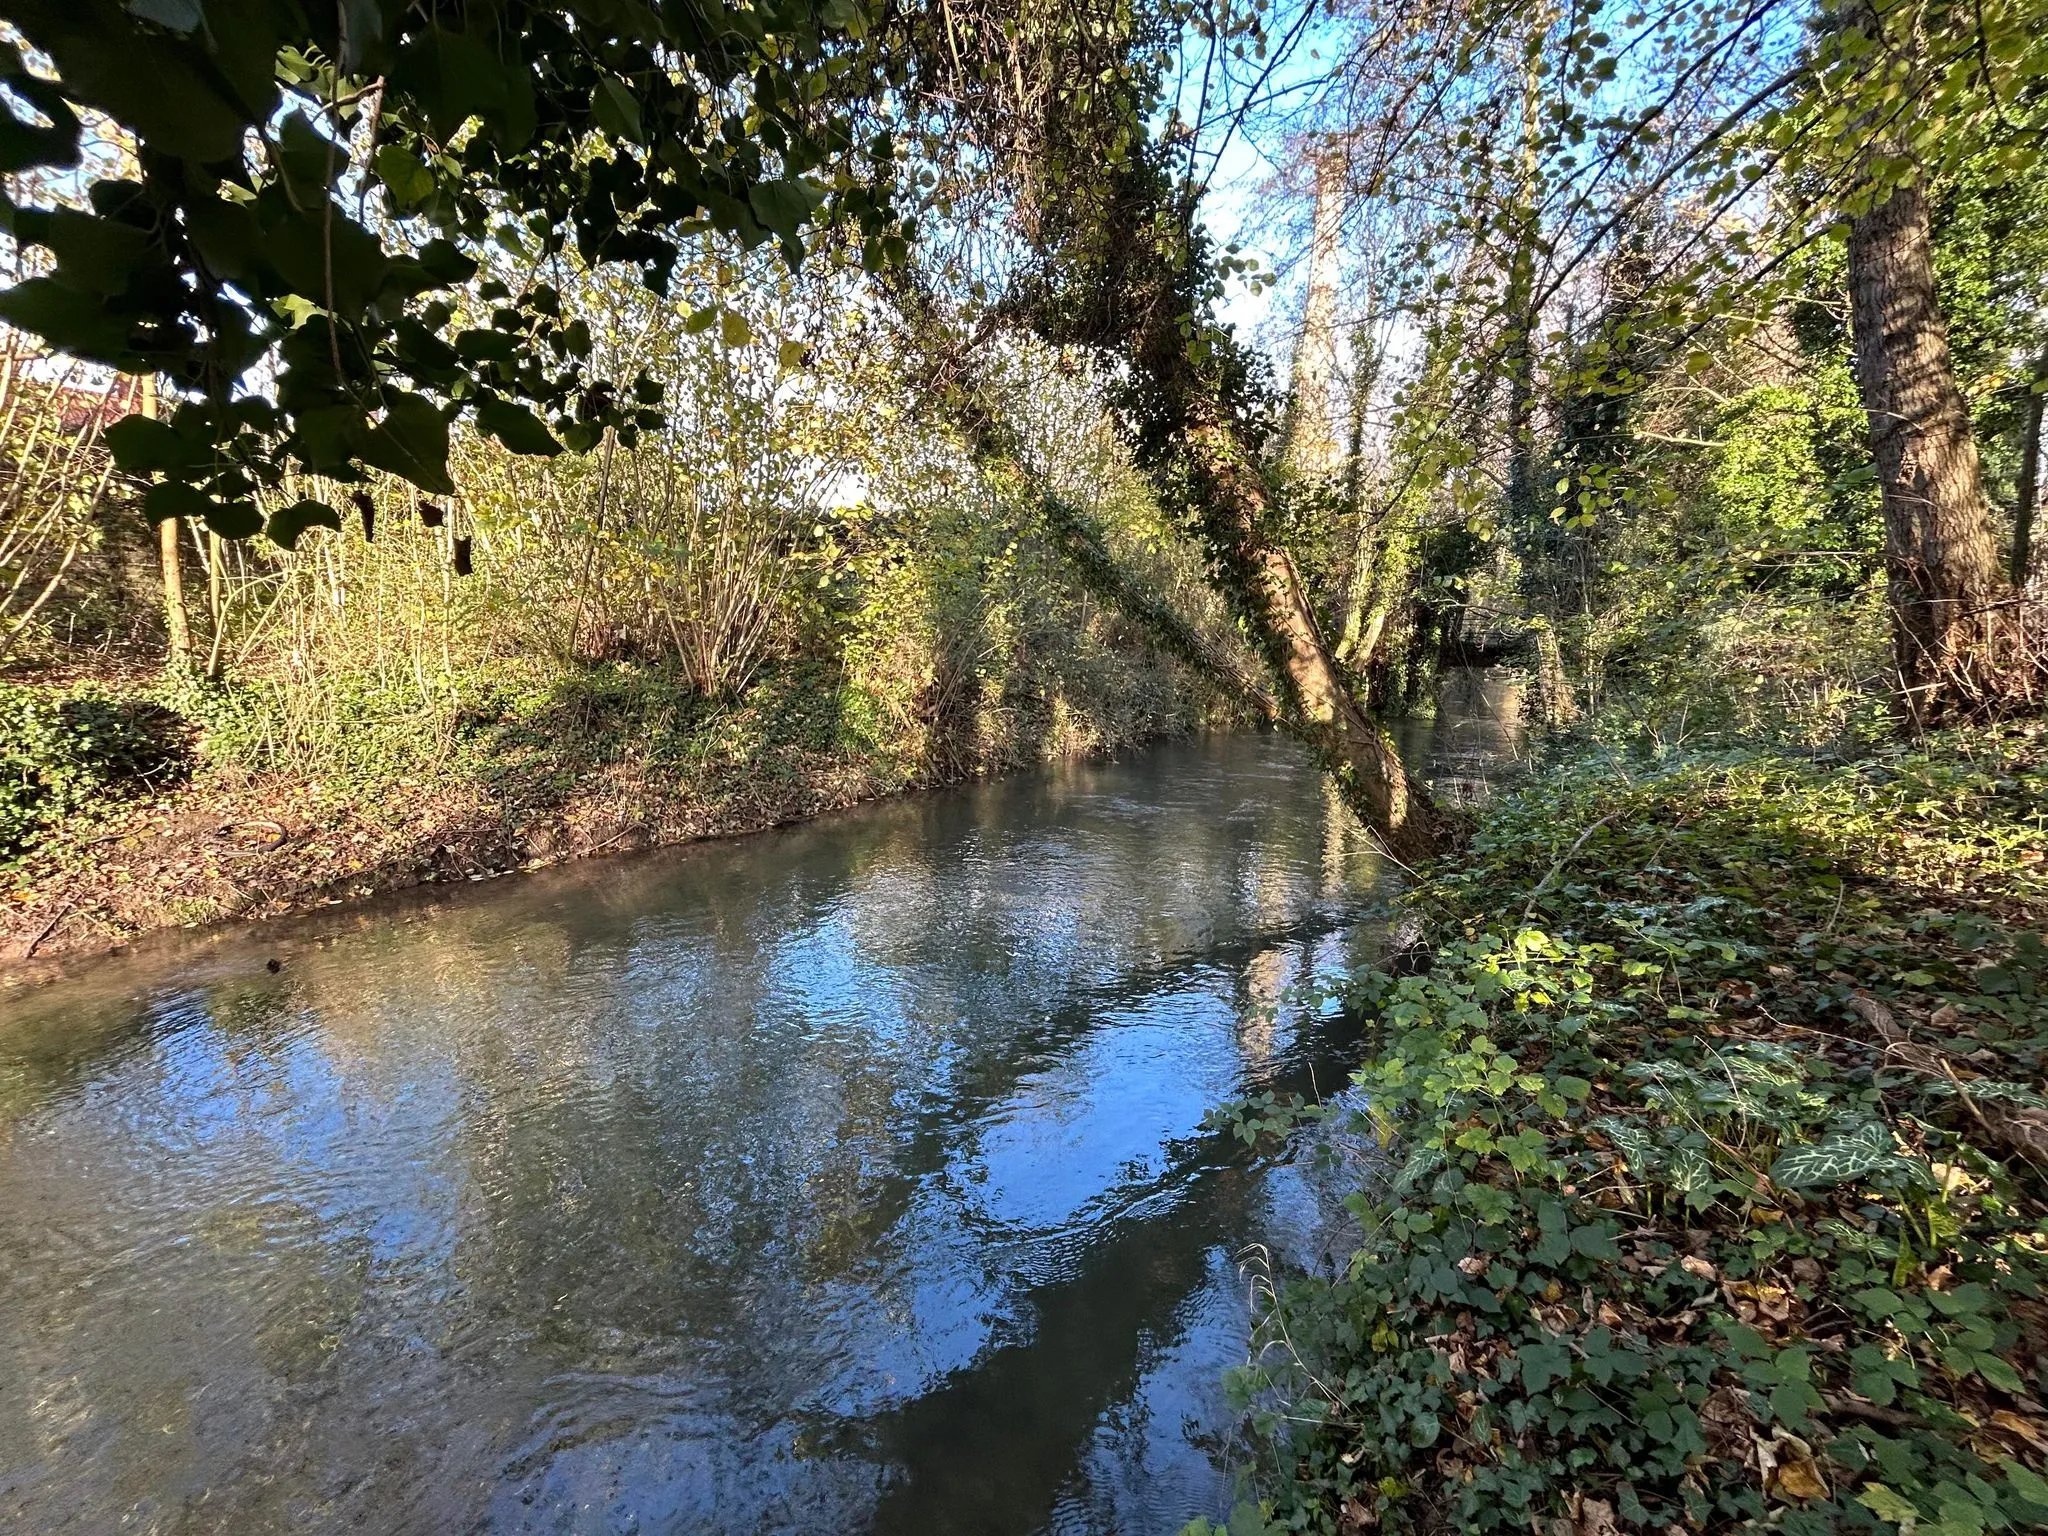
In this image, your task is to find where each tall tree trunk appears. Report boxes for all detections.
[1334,313,1385,662]
[2015,355,2044,589]
[1281,144,1346,478]
[144,375,192,670]
[1847,178,2037,725]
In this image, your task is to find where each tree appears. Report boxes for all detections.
[1835,1,2044,722]
[1848,176,2031,722]
[0,0,902,536]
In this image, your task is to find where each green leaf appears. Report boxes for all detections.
[0,277,132,362]
[204,499,263,539]
[1858,1485,1921,1524]
[124,0,204,28]
[262,205,388,317]
[105,415,188,474]
[28,21,250,163]
[265,497,341,550]
[0,52,81,174]
[2005,1460,2048,1511]
[594,76,643,141]
[1972,1351,2024,1392]
[293,403,367,470]
[375,146,434,210]
[392,29,508,142]
[1770,1123,1901,1189]
[43,207,150,295]
[276,109,343,199]
[1518,1341,1571,1392]
[474,393,562,457]
[359,391,453,494]
[143,480,209,524]
[416,239,477,286]
[746,177,826,238]
[454,328,519,363]
[720,308,753,347]
[184,193,261,282]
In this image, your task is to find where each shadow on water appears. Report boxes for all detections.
[0,671,1521,1536]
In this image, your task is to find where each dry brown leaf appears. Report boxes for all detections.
[1989,1409,2048,1456]
[1575,1496,1620,1536]
[1680,1254,1717,1281]
[1772,1451,1829,1502]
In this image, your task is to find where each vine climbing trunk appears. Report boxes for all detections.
[1846,177,2038,724]
[1180,401,1455,865]
[2014,352,2044,589]
[1281,145,1346,478]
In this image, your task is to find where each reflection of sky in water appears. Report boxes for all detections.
[0,716,1513,1535]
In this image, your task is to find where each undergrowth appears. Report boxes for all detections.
[1200,726,2048,1536]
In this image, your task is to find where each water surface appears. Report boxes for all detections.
[0,696,1518,1535]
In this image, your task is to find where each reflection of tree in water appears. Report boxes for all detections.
[0,722,1533,1535]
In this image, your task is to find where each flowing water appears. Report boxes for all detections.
[0,675,1521,1536]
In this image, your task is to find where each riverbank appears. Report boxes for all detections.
[2,655,1210,981]
[1211,724,2048,1536]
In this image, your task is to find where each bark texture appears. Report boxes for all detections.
[1182,407,1455,865]
[1848,180,2039,724]
[2014,354,2044,589]
[1281,147,1346,477]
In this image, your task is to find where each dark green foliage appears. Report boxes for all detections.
[1201,732,2048,1535]
[0,0,901,534]
[0,681,185,856]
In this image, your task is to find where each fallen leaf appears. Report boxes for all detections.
[1680,1254,1717,1281]
[1771,1448,1828,1502]
[1989,1409,2048,1456]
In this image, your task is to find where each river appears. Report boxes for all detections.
[0,674,1521,1535]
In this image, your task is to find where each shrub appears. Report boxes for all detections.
[0,681,187,858]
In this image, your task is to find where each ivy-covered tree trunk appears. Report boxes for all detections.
[2015,352,2044,589]
[1178,401,1455,865]
[1847,178,2039,724]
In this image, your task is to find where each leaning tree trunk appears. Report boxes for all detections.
[1848,178,2037,725]
[1180,401,1456,865]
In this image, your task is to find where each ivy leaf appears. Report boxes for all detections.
[475,393,562,457]
[265,497,341,550]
